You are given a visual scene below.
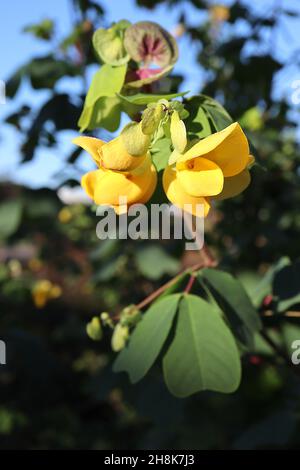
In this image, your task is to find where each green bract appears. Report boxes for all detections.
[124,21,178,67]
[121,122,151,156]
[93,20,131,66]
[170,110,187,153]
[141,105,163,135]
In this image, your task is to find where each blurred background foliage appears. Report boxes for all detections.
[1,0,300,450]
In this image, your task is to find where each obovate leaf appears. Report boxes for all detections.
[78,64,127,132]
[273,261,300,312]
[250,257,290,307]
[113,294,181,383]
[88,96,122,132]
[0,200,23,239]
[163,294,241,397]
[200,268,262,349]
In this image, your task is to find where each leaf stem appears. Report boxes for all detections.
[136,262,203,310]
[184,274,196,294]
[136,240,218,311]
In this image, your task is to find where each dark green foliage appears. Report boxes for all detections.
[2,0,300,451]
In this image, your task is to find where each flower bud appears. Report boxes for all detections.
[141,104,163,135]
[170,110,187,153]
[86,317,103,341]
[111,324,129,352]
[121,122,151,156]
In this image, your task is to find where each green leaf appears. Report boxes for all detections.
[78,64,127,131]
[23,19,54,41]
[273,261,300,312]
[151,138,172,171]
[118,91,188,106]
[184,96,212,138]
[113,294,181,383]
[86,64,127,107]
[200,95,233,131]
[0,200,23,239]
[163,295,241,397]
[88,96,122,132]
[6,55,81,97]
[200,268,262,348]
[253,330,282,356]
[251,257,290,307]
[135,245,180,280]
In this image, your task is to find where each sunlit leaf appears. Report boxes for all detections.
[113,294,181,383]
[163,294,241,397]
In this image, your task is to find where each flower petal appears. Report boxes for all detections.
[100,135,146,171]
[73,136,105,166]
[81,169,106,200]
[176,157,224,197]
[178,122,249,177]
[93,155,157,206]
[163,166,211,217]
[213,168,251,201]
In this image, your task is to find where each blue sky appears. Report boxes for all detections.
[0,0,300,188]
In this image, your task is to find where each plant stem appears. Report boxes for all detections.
[136,261,204,311]
[184,274,196,294]
[136,239,218,311]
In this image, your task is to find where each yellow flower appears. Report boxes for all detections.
[58,207,73,224]
[163,122,253,216]
[210,5,230,23]
[32,280,62,309]
[73,134,157,214]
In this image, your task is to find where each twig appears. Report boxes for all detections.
[136,261,205,311]
[200,243,218,267]
[263,310,300,318]
[184,274,196,294]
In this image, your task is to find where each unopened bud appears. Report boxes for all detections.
[170,110,187,153]
[86,317,103,341]
[141,104,163,135]
[111,323,129,352]
[121,122,151,156]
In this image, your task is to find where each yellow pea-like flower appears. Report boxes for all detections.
[163,122,254,216]
[210,5,230,23]
[73,134,157,213]
[32,280,62,309]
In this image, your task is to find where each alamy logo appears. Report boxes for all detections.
[95,197,205,250]
[0,340,6,365]
[291,340,300,365]
[0,80,5,105]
